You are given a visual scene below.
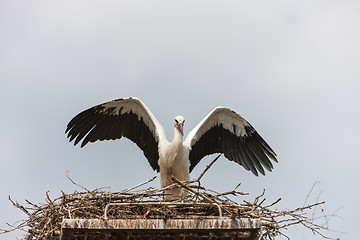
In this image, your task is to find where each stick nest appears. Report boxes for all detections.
[2,156,335,240]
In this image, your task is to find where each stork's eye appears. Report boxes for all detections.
[175,119,179,124]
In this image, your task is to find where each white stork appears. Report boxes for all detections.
[66,97,277,198]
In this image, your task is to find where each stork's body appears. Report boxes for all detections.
[158,116,189,198]
[66,97,277,199]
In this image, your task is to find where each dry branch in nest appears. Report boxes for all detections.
[1,155,336,240]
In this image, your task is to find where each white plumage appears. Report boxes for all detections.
[66,97,277,199]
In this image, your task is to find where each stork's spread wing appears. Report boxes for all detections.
[65,97,166,172]
[184,107,277,176]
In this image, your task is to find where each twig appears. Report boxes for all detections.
[170,176,215,203]
[66,171,90,192]
[303,181,320,207]
[120,176,157,194]
[192,154,222,183]
[263,198,281,208]
[254,189,266,205]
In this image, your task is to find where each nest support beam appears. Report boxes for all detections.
[60,218,262,240]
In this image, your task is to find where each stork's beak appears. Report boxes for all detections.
[179,123,184,136]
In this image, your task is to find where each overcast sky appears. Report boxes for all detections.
[1,1,359,239]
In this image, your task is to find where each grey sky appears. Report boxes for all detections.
[1,1,359,239]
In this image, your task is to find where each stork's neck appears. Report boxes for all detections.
[172,128,183,145]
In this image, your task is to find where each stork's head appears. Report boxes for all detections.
[174,115,185,136]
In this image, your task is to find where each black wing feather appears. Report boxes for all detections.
[189,121,277,176]
[66,99,160,172]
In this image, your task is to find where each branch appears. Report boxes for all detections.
[192,154,222,183]
[66,171,90,192]
[171,176,215,203]
[120,176,157,194]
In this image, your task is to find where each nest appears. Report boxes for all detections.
[2,155,333,240]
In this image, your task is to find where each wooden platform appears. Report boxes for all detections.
[60,218,262,240]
